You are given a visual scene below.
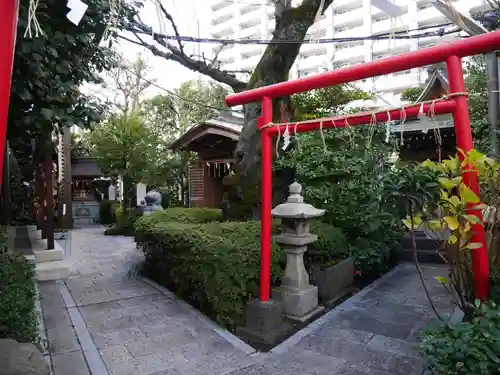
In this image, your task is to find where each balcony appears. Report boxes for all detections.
[334,43,365,63]
[335,25,366,39]
[211,0,232,12]
[371,15,411,34]
[239,13,261,29]
[211,27,234,39]
[333,0,362,12]
[239,24,261,38]
[373,72,421,92]
[419,33,458,49]
[333,9,363,29]
[211,11,233,27]
[240,3,260,16]
[372,39,410,54]
[416,6,448,25]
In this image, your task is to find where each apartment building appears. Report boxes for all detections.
[208,0,487,104]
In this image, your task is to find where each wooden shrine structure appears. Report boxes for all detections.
[171,114,243,208]
[391,64,456,162]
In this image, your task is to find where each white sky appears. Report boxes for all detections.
[86,0,212,102]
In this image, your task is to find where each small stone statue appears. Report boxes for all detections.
[142,190,163,216]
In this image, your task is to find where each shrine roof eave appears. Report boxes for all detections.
[171,116,243,153]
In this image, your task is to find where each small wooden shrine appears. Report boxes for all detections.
[391,64,456,162]
[171,113,243,208]
[71,156,103,225]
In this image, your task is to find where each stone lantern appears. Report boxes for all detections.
[272,182,325,321]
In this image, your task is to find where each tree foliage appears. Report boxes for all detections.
[400,87,424,103]
[88,115,152,208]
[8,0,132,173]
[276,86,400,277]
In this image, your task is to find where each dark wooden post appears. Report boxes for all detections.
[41,162,47,239]
[62,127,72,230]
[44,137,54,250]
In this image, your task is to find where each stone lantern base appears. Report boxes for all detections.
[275,285,325,322]
[236,299,292,349]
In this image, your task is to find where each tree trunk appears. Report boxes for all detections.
[234,0,334,176]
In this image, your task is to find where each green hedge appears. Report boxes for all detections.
[135,219,283,329]
[0,251,38,343]
[134,208,348,330]
[104,207,142,236]
[140,207,222,224]
[99,200,120,225]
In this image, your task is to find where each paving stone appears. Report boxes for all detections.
[148,370,180,375]
[99,344,133,366]
[46,325,80,355]
[43,305,73,330]
[91,327,147,349]
[176,335,238,361]
[52,350,90,375]
[308,340,393,370]
[385,354,426,375]
[138,320,188,338]
[88,315,149,334]
[108,350,188,375]
[298,328,374,350]
[107,304,160,320]
[335,363,394,375]
[175,352,258,375]
[365,335,419,358]
[125,332,194,358]
[348,317,414,340]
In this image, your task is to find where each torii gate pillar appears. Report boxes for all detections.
[0,0,19,189]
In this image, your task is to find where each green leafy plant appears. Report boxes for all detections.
[99,199,120,225]
[104,207,143,236]
[0,250,38,343]
[421,301,500,375]
[412,150,493,317]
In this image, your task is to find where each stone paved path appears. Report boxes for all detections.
[38,226,455,375]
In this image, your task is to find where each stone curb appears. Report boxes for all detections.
[57,281,109,375]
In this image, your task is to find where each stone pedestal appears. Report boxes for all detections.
[272,182,325,322]
[236,299,291,349]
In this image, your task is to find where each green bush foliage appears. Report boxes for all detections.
[141,207,222,224]
[99,200,120,225]
[135,219,283,329]
[421,302,500,375]
[0,251,38,343]
[104,207,142,236]
[307,221,348,267]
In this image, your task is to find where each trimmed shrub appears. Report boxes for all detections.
[135,219,283,330]
[99,200,119,225]
[421,302,500,375]
[146,207,222,224]
[307,221,348,267]
[0,251,38,343]
[104,207,142,236]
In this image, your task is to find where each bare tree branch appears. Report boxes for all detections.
[123,21,246,92]
[156,1,185,55]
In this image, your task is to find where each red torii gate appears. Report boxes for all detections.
[0,0,19,189]
[225,31,500,302]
